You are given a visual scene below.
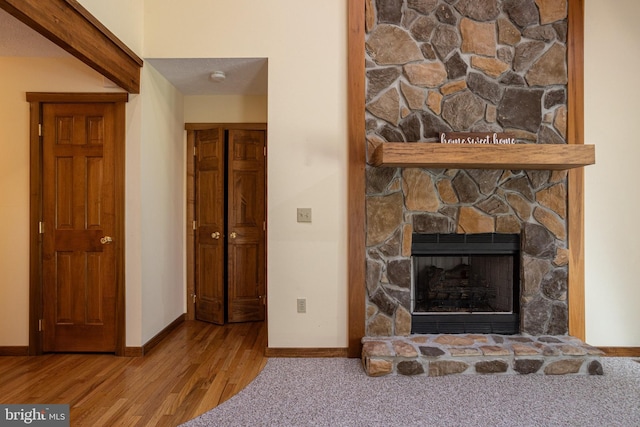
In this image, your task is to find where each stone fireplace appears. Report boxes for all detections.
[361,0,603,376]
[365,0,572,339]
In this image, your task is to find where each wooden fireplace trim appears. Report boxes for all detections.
[566,0,586,341]
[347,0,587,357]
[347,0,367,357]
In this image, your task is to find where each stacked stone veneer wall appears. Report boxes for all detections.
[364,0,571,337]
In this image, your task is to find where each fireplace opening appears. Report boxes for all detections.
[411,233,520,334]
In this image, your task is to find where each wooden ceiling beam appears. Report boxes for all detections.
[0,0,142,94]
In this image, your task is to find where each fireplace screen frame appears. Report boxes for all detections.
[411,233,521,334]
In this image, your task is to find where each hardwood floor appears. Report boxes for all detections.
[0,320,267,426]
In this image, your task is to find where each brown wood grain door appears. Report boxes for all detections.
[194,128,226,324]
[227,129,266,323]
[42,103,117,352]
[191,126,266,325]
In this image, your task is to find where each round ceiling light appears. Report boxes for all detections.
[209,71,226,82]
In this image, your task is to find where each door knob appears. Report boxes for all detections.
[100,236,113,245]
[211,231,221,239]
[229,231,237,239]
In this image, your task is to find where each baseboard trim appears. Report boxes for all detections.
[265,347,349,358]
[598,347,640,357]
[0,346,29,356]
[124,314,186,357]
[123,347,144,357]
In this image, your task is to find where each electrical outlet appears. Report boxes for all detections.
[297,298,307,313]
[297,208,312,223]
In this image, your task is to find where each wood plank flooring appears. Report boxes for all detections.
[0,320,267,426]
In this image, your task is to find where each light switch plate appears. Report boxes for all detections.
[297,298,306,313]
[297,208,312,223]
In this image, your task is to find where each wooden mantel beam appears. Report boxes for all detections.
[371,143,595,170]
[0,0,142,94]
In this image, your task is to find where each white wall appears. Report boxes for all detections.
[145,0,349,347]
[77,0,144,54]
[0,57,124,345]
[184,95,267,123]
[584,0,640,346]
[139,64,186,343]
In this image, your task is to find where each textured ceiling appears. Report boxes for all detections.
[146,57,268,96]
[0,9,267,96]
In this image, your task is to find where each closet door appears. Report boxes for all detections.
[194,128,225,324]
[227,129,266,323]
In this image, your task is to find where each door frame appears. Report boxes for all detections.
[185,123,268,324]
[28,92,127,356]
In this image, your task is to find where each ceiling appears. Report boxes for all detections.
[0,8,267,96]
[146,58,267,96]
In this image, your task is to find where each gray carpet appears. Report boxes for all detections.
[182,357,640,427]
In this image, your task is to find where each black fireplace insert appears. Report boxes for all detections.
[411,233,520,334]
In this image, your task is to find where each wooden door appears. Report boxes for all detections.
[191,125,266,324]
[42,103,117,352]
[227,129,266,322]
[194,128,226,324]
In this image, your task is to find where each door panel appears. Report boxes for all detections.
[42,103,116,352]
[227,129,266,323]
[194,128,225,324]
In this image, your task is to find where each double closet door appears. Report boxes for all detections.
[193,126,266,324]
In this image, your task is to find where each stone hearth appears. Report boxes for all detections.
[362,334,604,376]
